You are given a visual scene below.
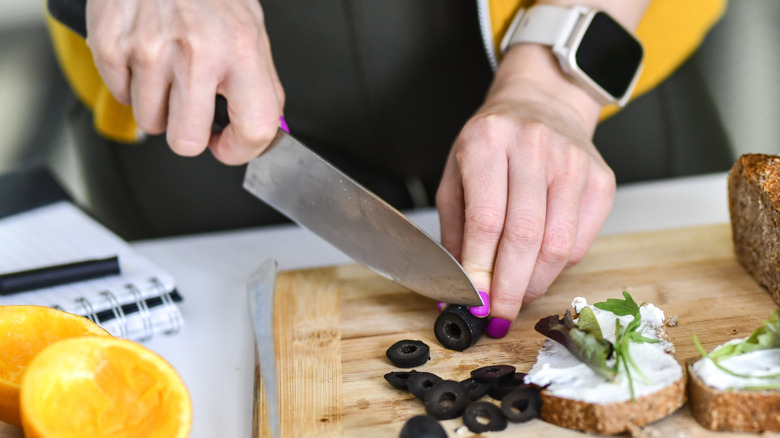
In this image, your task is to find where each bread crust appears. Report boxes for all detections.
[728,153,780,306]
[687,360,780,432]
[538,374,686,435]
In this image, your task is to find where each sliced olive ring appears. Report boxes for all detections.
[471,364,516,384]
[424,380,470,420]
[383,370,416,390]
[501,387,542,423]
[386,339,430,368]
[407,371,443,400]
[487,372,527,400]
[399,415,447,438]
[459,377,491,401]
[463,401,508,433]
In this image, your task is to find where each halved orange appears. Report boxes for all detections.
[20,336,192,438]
[0,305,109,426]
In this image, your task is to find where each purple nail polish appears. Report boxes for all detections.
[437,302,446,313]
[469,291,490,318]
[486,318,511,339]
[279,116,290,133]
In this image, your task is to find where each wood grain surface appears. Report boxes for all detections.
[255,224,780,437]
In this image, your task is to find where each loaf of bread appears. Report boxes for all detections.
[728,153,780,305]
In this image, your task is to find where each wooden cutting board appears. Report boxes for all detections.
[254,223,780,437]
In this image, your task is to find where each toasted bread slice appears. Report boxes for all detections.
[687,360,780,432]
[687,348,780,432]
[526,297,685,434]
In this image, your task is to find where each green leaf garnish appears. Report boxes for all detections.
[593,291,660,400]
[692,309,780,385]
[708,309,780,361]
[534,309,615,380]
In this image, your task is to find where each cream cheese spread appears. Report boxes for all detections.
[525,297,682,404]
[692,340,780,391]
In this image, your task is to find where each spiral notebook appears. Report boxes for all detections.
[0,200,184,341]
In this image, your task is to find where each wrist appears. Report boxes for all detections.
[489,43,603,131]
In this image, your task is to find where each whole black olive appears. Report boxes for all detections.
[433,305,488,351]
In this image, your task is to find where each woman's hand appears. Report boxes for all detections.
[86,0,284,165]
[436,44,616,337]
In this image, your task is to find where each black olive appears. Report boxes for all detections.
[407,371,443,400]
[384,371,417,390]
[501,387,542,423]
[433,305,488,351]
[459,378,490,401]
[462,401,508,433]
[424,380,470,420]
[386,339,430,368]
[399,415,447,438]
[470,365,516,384]
[487,372,527,400]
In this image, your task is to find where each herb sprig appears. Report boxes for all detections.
[692,308,780,389]
[593,291,660,400]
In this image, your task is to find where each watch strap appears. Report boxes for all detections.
[500,5,587,54]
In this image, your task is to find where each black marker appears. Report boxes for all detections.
[0,256,121,295]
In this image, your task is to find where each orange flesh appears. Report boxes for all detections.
[21,336,191,438]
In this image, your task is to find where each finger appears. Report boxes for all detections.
[520,151,588,303]
[129,59,172,135]
[165,64,217,157]
[457,133,510,294]
[436,153,465,262]
[485,146,548,325]
[569,163,615,266]
[86,23,132,105]
[210,40,282,165]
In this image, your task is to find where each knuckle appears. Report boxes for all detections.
[464,207,505,238]
[238,118,277,147]
[502,215,544,248]
[539,227,576,264]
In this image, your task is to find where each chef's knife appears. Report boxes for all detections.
[243,130,481,306]
[47,0,482,306]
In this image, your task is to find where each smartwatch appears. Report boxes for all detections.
[500,5,644,107]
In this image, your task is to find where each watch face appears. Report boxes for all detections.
[575,12,643,99]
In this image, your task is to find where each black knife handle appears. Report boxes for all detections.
[46,0,230,133]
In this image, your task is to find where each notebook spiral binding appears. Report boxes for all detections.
[54,276,183,342]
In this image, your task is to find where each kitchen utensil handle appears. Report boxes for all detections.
[46,0,231,133]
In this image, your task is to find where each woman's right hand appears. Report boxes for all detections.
[86,0,285,165]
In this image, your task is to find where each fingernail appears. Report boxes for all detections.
[279,116,290,133]
[469,291,490,318]
[437,302,448,313]
[486,318,511,339]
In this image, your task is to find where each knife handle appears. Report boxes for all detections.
[47,0,232,133]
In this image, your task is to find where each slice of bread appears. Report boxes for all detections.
[525,297,685,434]
[687,357,780,432]
[728,153,780,306]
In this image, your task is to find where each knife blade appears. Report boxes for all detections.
[243,130,482,307]
[247,259,280,438]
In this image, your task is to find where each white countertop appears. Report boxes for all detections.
[0,171,731,437]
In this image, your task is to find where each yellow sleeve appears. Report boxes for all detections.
[44,11,140,143]
[488,0,728,120]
